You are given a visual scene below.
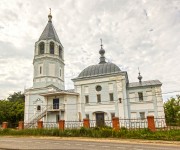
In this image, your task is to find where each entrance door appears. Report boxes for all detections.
[53,98,59,109]
[96,113,104,127]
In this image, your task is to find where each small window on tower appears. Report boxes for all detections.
[39,42,45,54]
[40,66,42,74]
[50,42,54,54]
[60,69,61,77]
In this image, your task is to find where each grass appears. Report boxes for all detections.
[0,127,179,141]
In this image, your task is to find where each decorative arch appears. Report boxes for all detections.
[59,46,62,58]
[50,42,54,54]
[39,42,45,54]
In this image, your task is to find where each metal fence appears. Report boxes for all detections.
[65,121,83,129]
[8,117,180,130]
[119,118,148,129]
[89,120,112,128]
[43,122,58,129]
[24,123,37,129]
[155,118,180,130]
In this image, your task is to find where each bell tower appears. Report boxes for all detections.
[33,11,64,89]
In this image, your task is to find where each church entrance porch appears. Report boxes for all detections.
[95,112,105,127]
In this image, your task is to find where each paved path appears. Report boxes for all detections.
[0,137,179,150]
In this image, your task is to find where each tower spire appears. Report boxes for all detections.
[99,39,106,64]
[138,67,142,82]
[48,8,52,22]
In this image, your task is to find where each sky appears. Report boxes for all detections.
[0,0,179,100]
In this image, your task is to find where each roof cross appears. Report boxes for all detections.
[100,38,103,49]
[49,8,51,15]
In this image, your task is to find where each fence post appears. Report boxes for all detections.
[18,121,24,130]
[58,120,65,130]
[83,118,90,128]
[112,117,120,130]
[147,116,156,132]
[37,121,43,129]
[2,122,8,129]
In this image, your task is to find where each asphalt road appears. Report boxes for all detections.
[0,137,179,150]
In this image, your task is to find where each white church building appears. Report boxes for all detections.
[24,13,165,126]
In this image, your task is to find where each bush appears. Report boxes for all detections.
[0,128,179,141]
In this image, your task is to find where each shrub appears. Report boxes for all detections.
[0,128,179,141]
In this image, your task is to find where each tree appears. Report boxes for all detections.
[0,91,25,127]
[7,91,25,102]
[164,95,180,125]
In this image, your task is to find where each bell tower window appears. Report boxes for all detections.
[39,42,45,54]
[59,46,62,58]
[50,42,54,54]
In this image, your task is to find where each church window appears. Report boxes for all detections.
[59,46,62,58]
[39,42,45,54]
[85,95,89,103]
[97,94,101,103]
[50,42,54,54]
[40,66,42,74]
[109,93,114,101]
[37,105,41,111]
[96,85,102,91]
[138,92,143,101]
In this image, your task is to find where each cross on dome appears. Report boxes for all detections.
[99,39,106,64]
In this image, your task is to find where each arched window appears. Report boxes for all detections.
[59,46,62,58]
[37,105,41,111]
[50,42,54,54]
[39,42,45,54]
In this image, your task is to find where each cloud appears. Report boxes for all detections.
[0,0,180,100]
